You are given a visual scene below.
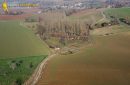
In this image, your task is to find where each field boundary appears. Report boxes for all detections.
[24,54,56,85]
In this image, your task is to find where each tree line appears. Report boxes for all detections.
[36,11,91,45]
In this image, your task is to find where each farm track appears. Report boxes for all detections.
[24,54,56,85]
[96,11,106,24]
[90,9,106,26]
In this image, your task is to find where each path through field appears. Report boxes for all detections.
[24,54,56,85]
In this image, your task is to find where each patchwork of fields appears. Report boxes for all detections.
[0,21,49,84]
[0,7,130,85]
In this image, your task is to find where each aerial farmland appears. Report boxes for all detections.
[0,0,130,85]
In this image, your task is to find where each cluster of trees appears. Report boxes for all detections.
[94,16,119,28]
[36,11,90,45]
[119,18,130,25]
[109,16,130,25]
[37,20,90,42]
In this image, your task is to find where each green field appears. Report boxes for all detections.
[0,55,47,85]
[0,21,49,58]
[0,21,50,85]
[37,25,130,85]
[105,7,130,19]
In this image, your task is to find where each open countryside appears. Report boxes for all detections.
[0,0,130,85]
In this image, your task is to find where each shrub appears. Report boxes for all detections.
[15,78,23,85]
[29,62,33,68]
[11,60,16,63]
[16,63,21,67]
[19,60,23,64]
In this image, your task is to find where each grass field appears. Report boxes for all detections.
[0,21,50,85]
[0,55,47,85]
[105,7,130,19]
[37,26,130,85]
[0,21,49,58]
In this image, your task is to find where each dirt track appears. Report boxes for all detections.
[24,54,56,85]
[96,11,107,23]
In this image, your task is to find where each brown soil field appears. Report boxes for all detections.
[36,31,130,85]
[0,8,40,20]
[0,14,30,20]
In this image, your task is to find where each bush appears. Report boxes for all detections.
[101,22,108,27]
[29,62,33,68]
[19,60,23,64]
[16,63,21,67]
[11,60,16,63]
[15,78,23,85]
